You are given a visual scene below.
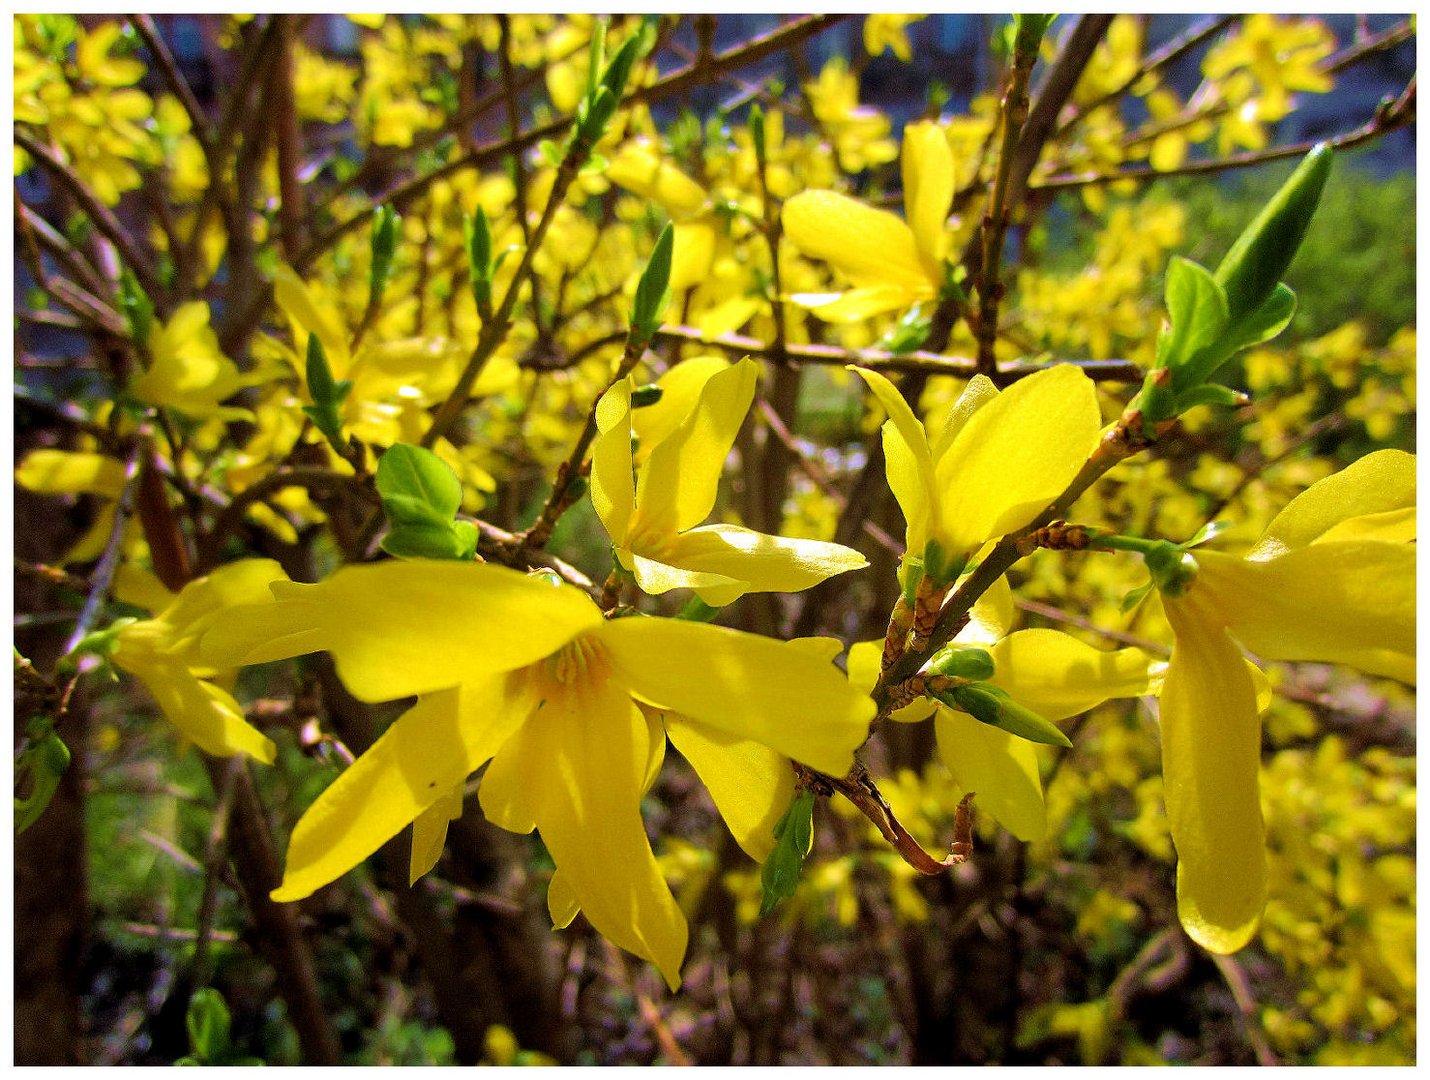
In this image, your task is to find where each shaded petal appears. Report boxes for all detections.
[410,783,465,885]
[936,364,1100,555]
[666,715,795,862]
[846,639,936,723]
[591,380,636,542]
[202,561,603,702]
[121,654,276,764]
[1250,449,1415,559]
[274,679,522,901]
[670,221,717,292]
[934,708,1045,842]
[1161,594,1266,953]
[851,366,937,551]
[637,358,757,535]
[624,550,738,598]
[901,120,954,274]
[273,263,350,373]
[929,375,997,463]
[1198,544,1416,679]
[606,139,709,217]
[517,671,687,990]
[783,190,928,290]
[630,356,731,465]
[15,449,126,497]
[603,619,874,775]
[161,559,289,666]
[547,870,581,929]
[988,629,1161,722]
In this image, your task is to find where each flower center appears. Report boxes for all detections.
[544,634,610,688]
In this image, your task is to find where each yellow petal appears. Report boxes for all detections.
[630,356,731,464]
[548,870,581,929]
[936,364,1100,555]
[1198,544,1416,679]
[202,561,604,702]
[115,650,276,764]
[665,715,795,862]
[625,551,739,598]
[504,668,687,989]
[273,263,350,373]
[606,139,709,218]
[783,190,928,290]
[934,708,1045,841]
[113,563,176,615]
[476,680,544,835]
[636,357,757,535]
[792,285,926,322]
[1161,594,1266,953]
[851,366,937,552]
[603,619,874,776]
[901,120,954,274]
[956,574,1016,645]
[1316,506,1416,546]
[591,379,636,542]
[274,680,522,901]
[670,221,717,293]
[410,783,465,885]
[929,374,997,462]
[846,639,936,723]
[160,559,290,664]
[988,629,1160,722]
[659,523,868,598]
[1250,448,1415,559]
[15,449,126,497]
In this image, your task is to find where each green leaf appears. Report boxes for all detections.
[119,269,154,348]
[937,684,1073,748]
[1174,383,1249,413]
[380,523,472,561]
[1159,256,1229,374]
[1216,283,1298,356]
[1119,581,1153,614]
[186,989,233,1064]
[630,384,663,408]
[1215,143,1332,321]
[760,787,816,915]
[749,104,767,167]
[1182,520,1231,549]
[14,733,70,834]
[376,443,463,520]
[631,222,675,341]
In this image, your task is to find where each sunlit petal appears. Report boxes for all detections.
[662,523,867,596]
[1250,448,1415,558]
[783,190,928,289]
[901,120,954,274]
[630,356,730,464]
[591,379,636,542]
[988,629,1161,722]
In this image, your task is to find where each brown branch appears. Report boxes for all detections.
[62,440,142,655]
[13,129,163,306]
[272,16,307,260]
[1323,17,1414,76]
[128,15,213,148]
[1210,952,1280,1067]
[1037,79,1415,191]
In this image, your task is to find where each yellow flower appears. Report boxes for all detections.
[201,560,875,988]
[15,448,128,564]
[783,120,953,322]
[802,57,898,173]
[129,301,257,419]
[849,577,1163,841]
[591,357,868,605]
[851,364,1101,583]
[1158,450,1415,954]
[112,560,288,764]
[863,15,926,61]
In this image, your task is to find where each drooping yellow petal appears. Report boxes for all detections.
[605,139,709,218]
[670,221,718,293]
[410,783,465,885]
[160,559,290,666]
[622,550,739,599]
[15,449,126,497]
[1249,449,1415,559]
[113,563,177,615]
[547,870,581,929]
[118,651,277,764]
[783,190,928,290]
[630,356,731,464]
[511,668,688,989]
[1198,543,1416,680]
[591,379,636,542]
[273,263,351,373]
[274,679,524,901]
[636,357,757,535]
[936,364,1100,555]
[934,708,1045,842]
[202,561,604,702]
[851,366,937,552]
[665,715,795,862]
[987,629,1161,722]
[603,619,874,776]
[1161,593,1267,953]
[659,523,868,600]
[901,120,954,275]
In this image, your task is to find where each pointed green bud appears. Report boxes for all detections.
[119,268,154,349]
[185,989,234,1065]
[465,207,494,310]
[301,333,352,451]
[1214,144,1332,323]
[749,104,767,168]
[760,787,815,915]
[926,645,996,682]
[937,683,1072,748]
[631,222,675,342]
[368,204,400,309]
[600,27,644,102]
[585,19,607,101]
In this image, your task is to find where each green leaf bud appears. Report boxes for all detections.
[937,683,1073,748]
[631,222,675,342]
[186,989,234,1064]
[119,268,154,350]
[630,384,664,408]
[1012,14,1057,56]
[760,787,815,915]
[368,204,400,309]
[926,645,996,682]
[749,104,767,168]
[465,207,494,310]
[1214,143,1332,323]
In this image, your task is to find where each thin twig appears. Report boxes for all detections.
[1210,952,1280,1066]
[128,15,213,148]
[63,440,143,654]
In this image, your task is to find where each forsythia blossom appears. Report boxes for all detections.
[592,356,868,605]
[1156,449,1415,953]
[202,560,876,988]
